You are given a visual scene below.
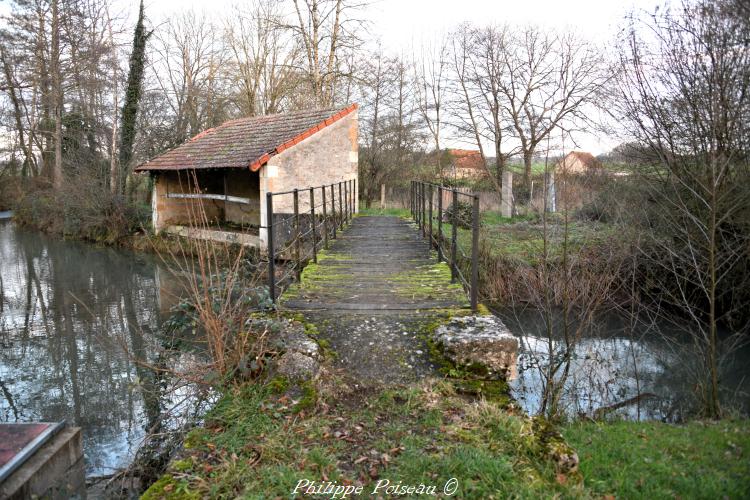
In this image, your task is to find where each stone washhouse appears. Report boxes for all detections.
[135,105,359,248]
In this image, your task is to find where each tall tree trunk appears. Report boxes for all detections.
[523,149,534,191]
[107,8,119,194]
[51,0,63,190]
[119,0,149,195]
[0,46,33,177]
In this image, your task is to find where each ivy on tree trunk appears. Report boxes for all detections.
[117,0,150,194]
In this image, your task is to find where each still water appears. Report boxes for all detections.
[496,306,750,421]
[0,219,198,477]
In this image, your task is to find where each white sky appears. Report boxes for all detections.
[142,0,661,154]
[0,0,663,154]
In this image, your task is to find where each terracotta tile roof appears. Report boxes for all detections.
[135,104,357,172]
[557,151,603,170]
[448,149,485,170]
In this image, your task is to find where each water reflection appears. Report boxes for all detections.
[0,220,198,476]
[496,307,750,421]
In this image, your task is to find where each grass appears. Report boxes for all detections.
[140,211,750,498]
[144,373,750,499]
[356,206,411,218]
[359,205,619,269]
[564,420,750,499]
[437,210,616,265]
[508,162,550,175]
[142,378,585,499]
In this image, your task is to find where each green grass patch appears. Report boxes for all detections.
[143,378,588,498]
[507,162,550,175]
[440,213,617,264]
[564,419,750,499]
[356,207,411,218]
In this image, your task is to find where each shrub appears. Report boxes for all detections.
[442,200,474,229]
[0,174,22,211]
[14,176,150,243]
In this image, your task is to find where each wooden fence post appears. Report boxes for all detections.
[502,171,513,218]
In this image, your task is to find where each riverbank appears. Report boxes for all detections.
[133,210,750,498]
[141,345,750,498]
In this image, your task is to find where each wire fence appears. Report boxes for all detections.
[263,179,357,303]
[410,180,480,311]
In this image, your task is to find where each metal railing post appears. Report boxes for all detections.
[338,182,343,229]
[437,185,443,262]
[293,188,301,280]
[322,186,328,249]
[409,181,414,219]
[417,183,422,233]
[451,189,458,283]
[414,182,419,226]
[344,180,349,225]
[351,179,355,216]
[471,194,480,311]
[422,183,427,238]
[266,192,276,303]
[428,183,434,248]
[331,184,337,239]
[310,187,317,263]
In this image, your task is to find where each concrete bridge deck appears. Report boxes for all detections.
[280,215,470,313]
[279,215,471,383]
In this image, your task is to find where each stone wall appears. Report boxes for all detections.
[260,110,358,229]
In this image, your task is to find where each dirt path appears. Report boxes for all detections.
[280,215,470,383]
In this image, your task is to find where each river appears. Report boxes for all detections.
[2,217,748,479]
[0,219,202,478]
[496,306,750,421]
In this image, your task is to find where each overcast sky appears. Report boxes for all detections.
[0,0,662,154]
[141,0,661,154]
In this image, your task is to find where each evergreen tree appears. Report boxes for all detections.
[117,0,150,194]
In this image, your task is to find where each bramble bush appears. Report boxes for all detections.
[14,176,150,244]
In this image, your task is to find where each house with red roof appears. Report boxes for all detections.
[135,105,358,248]
[554,151,603,175]
[446,149,487,179]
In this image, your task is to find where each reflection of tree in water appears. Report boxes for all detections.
[0,223,188,476]
[501,307,746,422]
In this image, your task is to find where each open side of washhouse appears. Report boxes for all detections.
[135,105,359,248]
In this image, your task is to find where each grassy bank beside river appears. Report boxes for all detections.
[141,368,750,499]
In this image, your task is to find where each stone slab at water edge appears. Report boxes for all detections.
[434,316,518,380]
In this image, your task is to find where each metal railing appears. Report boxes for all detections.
[265,179,357,303]
[410,180,480,311]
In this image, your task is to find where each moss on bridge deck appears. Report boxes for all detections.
[277,215,472,384]
[280,215,470,312]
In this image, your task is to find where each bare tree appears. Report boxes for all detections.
[415,36,448,178]
[1,0,124,187]
[499,27,608,191]
[617,0,750,417]
[449,24,518,193]
[50,0,62,188]
[286,0,365,108]
[150,10,228,146]
[224,1,300,116]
